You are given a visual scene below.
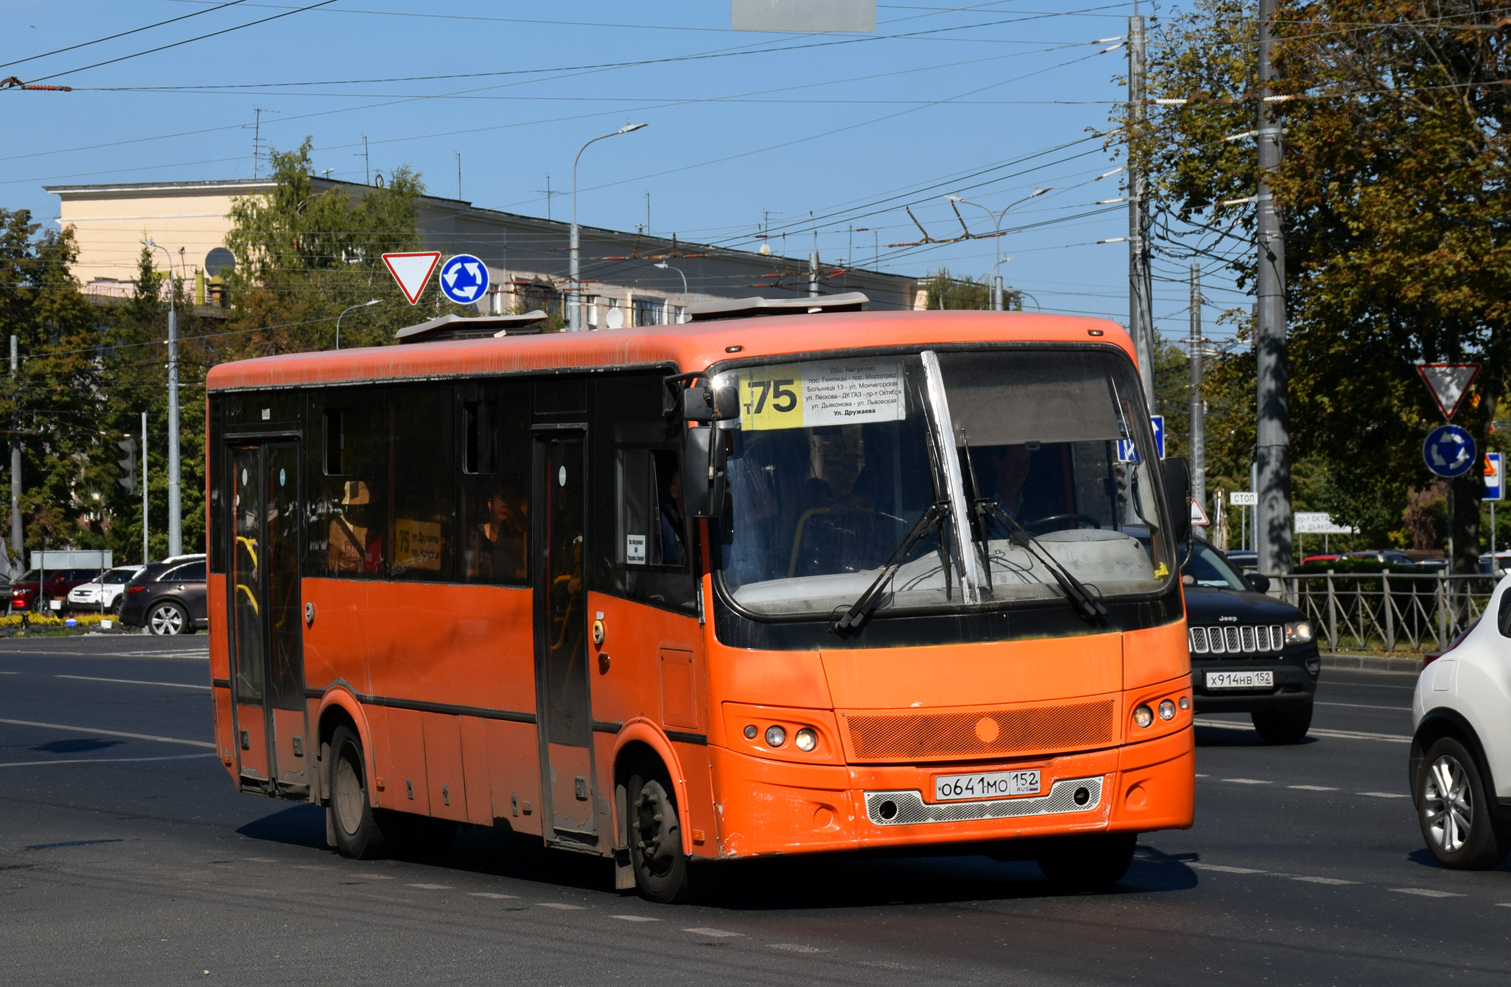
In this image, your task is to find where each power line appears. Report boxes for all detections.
[0,0,251,71]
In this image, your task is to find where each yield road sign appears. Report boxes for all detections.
[1424,424,1477,478]
[382,251,441,305]
[439,253,489,305]
[1485,452,1504,501]
[1417,363,1480,420]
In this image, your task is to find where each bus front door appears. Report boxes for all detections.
[532,429,599,848]
[228,441,310,799]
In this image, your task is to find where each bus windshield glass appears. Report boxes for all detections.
[714,348,1174,619]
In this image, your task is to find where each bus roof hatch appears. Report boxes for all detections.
[394,311,548,344]
[685,291,868,323]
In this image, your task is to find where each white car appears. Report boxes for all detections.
[1410,576,1511,869]
[66,565,145,611]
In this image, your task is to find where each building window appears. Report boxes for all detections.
[633,297,664,327]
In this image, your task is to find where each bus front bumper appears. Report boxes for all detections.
[706,726,1193,859]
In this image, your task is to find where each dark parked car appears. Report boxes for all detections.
[118,555,207,635]
[10,568,101,613]
[1184,540,1321,743]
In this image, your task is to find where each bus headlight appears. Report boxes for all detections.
[1285,620,1313,646]
[794,728,817,752]
[1133,704,1154,728]
[764,725,787,748]
[1158,699,1176,721]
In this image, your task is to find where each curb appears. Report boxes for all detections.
[1322,652,1422,675]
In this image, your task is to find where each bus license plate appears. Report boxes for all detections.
[934,769,1040,802]
[1206,670,1274,690]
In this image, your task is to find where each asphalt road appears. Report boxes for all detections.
[2,635,1508,986]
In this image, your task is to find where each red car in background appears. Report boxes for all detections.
[9,568,101,612]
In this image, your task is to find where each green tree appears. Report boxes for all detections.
[923,268,1023,310]
[1133,0,1511,570]
[224,139,439,355]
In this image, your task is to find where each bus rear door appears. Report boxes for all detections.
[228,440,310,798]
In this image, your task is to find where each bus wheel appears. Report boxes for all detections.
[1034,832,1136,890]
[627,768,693,903]
[329,725,393,860]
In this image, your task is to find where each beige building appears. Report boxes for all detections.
[47,178,926,321]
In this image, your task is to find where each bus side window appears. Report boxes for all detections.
[592,374,696,613]
[311,391,387,578]
[460,383,530,585]
[389,385,454,581]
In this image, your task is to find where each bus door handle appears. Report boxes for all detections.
[598,652,611,674]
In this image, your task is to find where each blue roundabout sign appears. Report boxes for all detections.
[438,253,489,305]
[1423,424,1477,478]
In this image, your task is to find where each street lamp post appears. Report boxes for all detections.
[570,122,648,331]
[335,299,380,350]
[653,261,687,323]
[947,187,1052,311]
[142,239,181,558]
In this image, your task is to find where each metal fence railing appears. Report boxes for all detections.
[1275,570,1502,654]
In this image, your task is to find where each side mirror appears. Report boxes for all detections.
[1162,456,1192,545]
[682,425,727,518]
[679,382,739,422]
[1247,572,1271,594]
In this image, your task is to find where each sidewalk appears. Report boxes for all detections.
[1321,652,1423,675]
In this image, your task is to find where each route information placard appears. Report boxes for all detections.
[738,358,905,431]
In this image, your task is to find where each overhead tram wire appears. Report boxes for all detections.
[0,0,252,71]
[23,1,342,85]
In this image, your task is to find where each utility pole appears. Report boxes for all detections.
[809,251,819,297]
[141,412,148,565]
[1127,12,1156,408]
[144,240,182,557]
[1189,262,1206,508]
[9,335,19,562]
[1255,0,1291,576]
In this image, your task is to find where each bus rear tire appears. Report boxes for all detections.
[1034,832,1136,890]
[329,725,396,860]
[627,768,694,903]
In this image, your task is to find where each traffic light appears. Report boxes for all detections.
[117,438,137,494]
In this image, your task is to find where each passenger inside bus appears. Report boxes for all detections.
[657,461,684,567]
[466,484,528,582]
[329,480,383,573]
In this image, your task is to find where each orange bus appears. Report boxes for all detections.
[205,299,1194,901]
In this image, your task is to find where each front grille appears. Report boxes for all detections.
[843,699,1116,762]
[1190,624,1283,656]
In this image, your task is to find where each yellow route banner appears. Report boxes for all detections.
[738,358,905,431]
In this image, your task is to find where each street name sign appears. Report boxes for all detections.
[1417,363,1480,420]
[1486,452,1504,501]
[382,251,441,305]
[439,253,489,305]
[1424,423,1477,478]
[1294,512,1352,535]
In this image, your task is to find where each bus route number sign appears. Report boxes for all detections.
[739,358,906,431]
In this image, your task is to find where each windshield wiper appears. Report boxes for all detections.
[978,500,1108,621]
[832,501,948,633]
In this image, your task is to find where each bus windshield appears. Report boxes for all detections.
[715,348,1175,619]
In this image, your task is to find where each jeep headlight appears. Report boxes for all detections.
[1285,620,1313,646]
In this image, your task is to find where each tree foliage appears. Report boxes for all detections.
[1136,0,1511,568]
[923,268,1023,310]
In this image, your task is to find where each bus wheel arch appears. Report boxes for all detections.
[611,724,692,857]
[611,726,696,902]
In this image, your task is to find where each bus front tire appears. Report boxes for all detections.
[627,768,693,903]
[1034,832,1136,890]
[329,725,396,860]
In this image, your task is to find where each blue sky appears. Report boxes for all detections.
[1,1,1245,340]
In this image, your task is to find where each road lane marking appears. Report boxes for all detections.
[684,927,742,938]
[1316,701,1410,711]
[55,674,209,691]
[468,892,518,899]
[347,874,393,880]
[538,903,586,910]
[1194,718,1410,742]
[771,944,824,953]
[1392,888,1463,898]
[1356,791,1409,799]
[0,752,213,768]
[405,883,451,890]
[610,915,660,922]
[1288,785,1337,791]
[1189,863,1265,874]
[0,717,214,748]
[1221,778,1272,785]
[1291,876,1357,885]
